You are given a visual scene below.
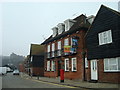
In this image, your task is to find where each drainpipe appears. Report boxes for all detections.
[82,51,86,81]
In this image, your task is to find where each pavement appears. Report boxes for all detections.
[20,72,120,89]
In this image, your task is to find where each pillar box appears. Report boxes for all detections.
[60,69,64,83]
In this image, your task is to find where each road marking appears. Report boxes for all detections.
[32,79,77,88]
[20,74,77,88]
[23,76,77,88]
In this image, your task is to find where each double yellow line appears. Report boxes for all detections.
[31,79,77,88]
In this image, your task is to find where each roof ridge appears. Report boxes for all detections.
[101,4,120,16]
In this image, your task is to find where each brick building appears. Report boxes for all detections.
[42,14,91,80]
[86,5,120,83]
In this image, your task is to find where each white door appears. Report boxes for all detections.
[91,60,98,80]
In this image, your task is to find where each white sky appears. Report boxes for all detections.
[0,0,119,56]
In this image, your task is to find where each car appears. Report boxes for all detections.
[13,70,19,75]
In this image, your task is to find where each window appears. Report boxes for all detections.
[51,61,55,71]
[104,57,120,72]
[98,30,112,45]
[52,43,55,57]
[58,41,61,50]
[47,61,50,71]
[71,58,77,71]
[65,58,69,71]
[71,38,78,46]
[64,19,76,31]
[64,38,69,46]
[85,58,88,68]
[47,45,50,52]
[30,56,33,62]
[57,41,61,56]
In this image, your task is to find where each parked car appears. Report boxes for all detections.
[13,70,19,75]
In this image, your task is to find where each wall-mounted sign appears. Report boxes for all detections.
[64,46,71,53]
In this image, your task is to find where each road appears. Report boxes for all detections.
[2,73,78,89]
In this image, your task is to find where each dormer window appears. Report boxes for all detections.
[52,27,58,37]
[57,23,65,35]
[64,19,76,31]
[87,15,95,24]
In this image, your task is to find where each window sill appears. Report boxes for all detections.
[71,70,77,72]
[104,70,120,72]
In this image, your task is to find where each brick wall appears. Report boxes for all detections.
[44,30,89,80]
[32,67,44,76]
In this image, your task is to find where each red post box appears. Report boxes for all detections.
[60,69,64,83]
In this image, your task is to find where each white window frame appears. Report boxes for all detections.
[98,30,112,45]
[58,41,61,50]
[52,43,55,51]
[51,61,55,71]
[47,61,50,71]
[52,43,55,57]
[30,56,33,62]
[65,58,69,71]
[85,57,88,68]
[47,45,50,52]
[71,57,77,71]
[64,38,69,46]
[104,57,120,72]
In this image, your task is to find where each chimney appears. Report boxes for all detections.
[52,27,58,37]
[57,23,65,35]
[64,19,76,31]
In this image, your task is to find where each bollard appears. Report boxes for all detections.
[60,69,64,83]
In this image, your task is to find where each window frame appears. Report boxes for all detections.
[47,45,50,52]
[98,30,112,45]
[47,61,50,71]
[71,57,77,71]
[64,38,69,46]
[64,58,69,71]
[85,57,88,68]
[51,61,55,71]
[58,41,61,50]
[104,57,120,72]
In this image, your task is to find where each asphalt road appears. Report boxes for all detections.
[2,73,77,89]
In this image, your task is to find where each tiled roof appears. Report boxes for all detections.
[42,14,90,44]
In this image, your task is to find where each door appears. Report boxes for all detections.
[91,60,98,80]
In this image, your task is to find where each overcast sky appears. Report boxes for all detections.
[0,1,119,56]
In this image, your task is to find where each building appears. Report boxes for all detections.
[42,14,91,80]
[19,63,25,72]
[29,44,44,76]
[24,55,31,75]
[86,5,120,83]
